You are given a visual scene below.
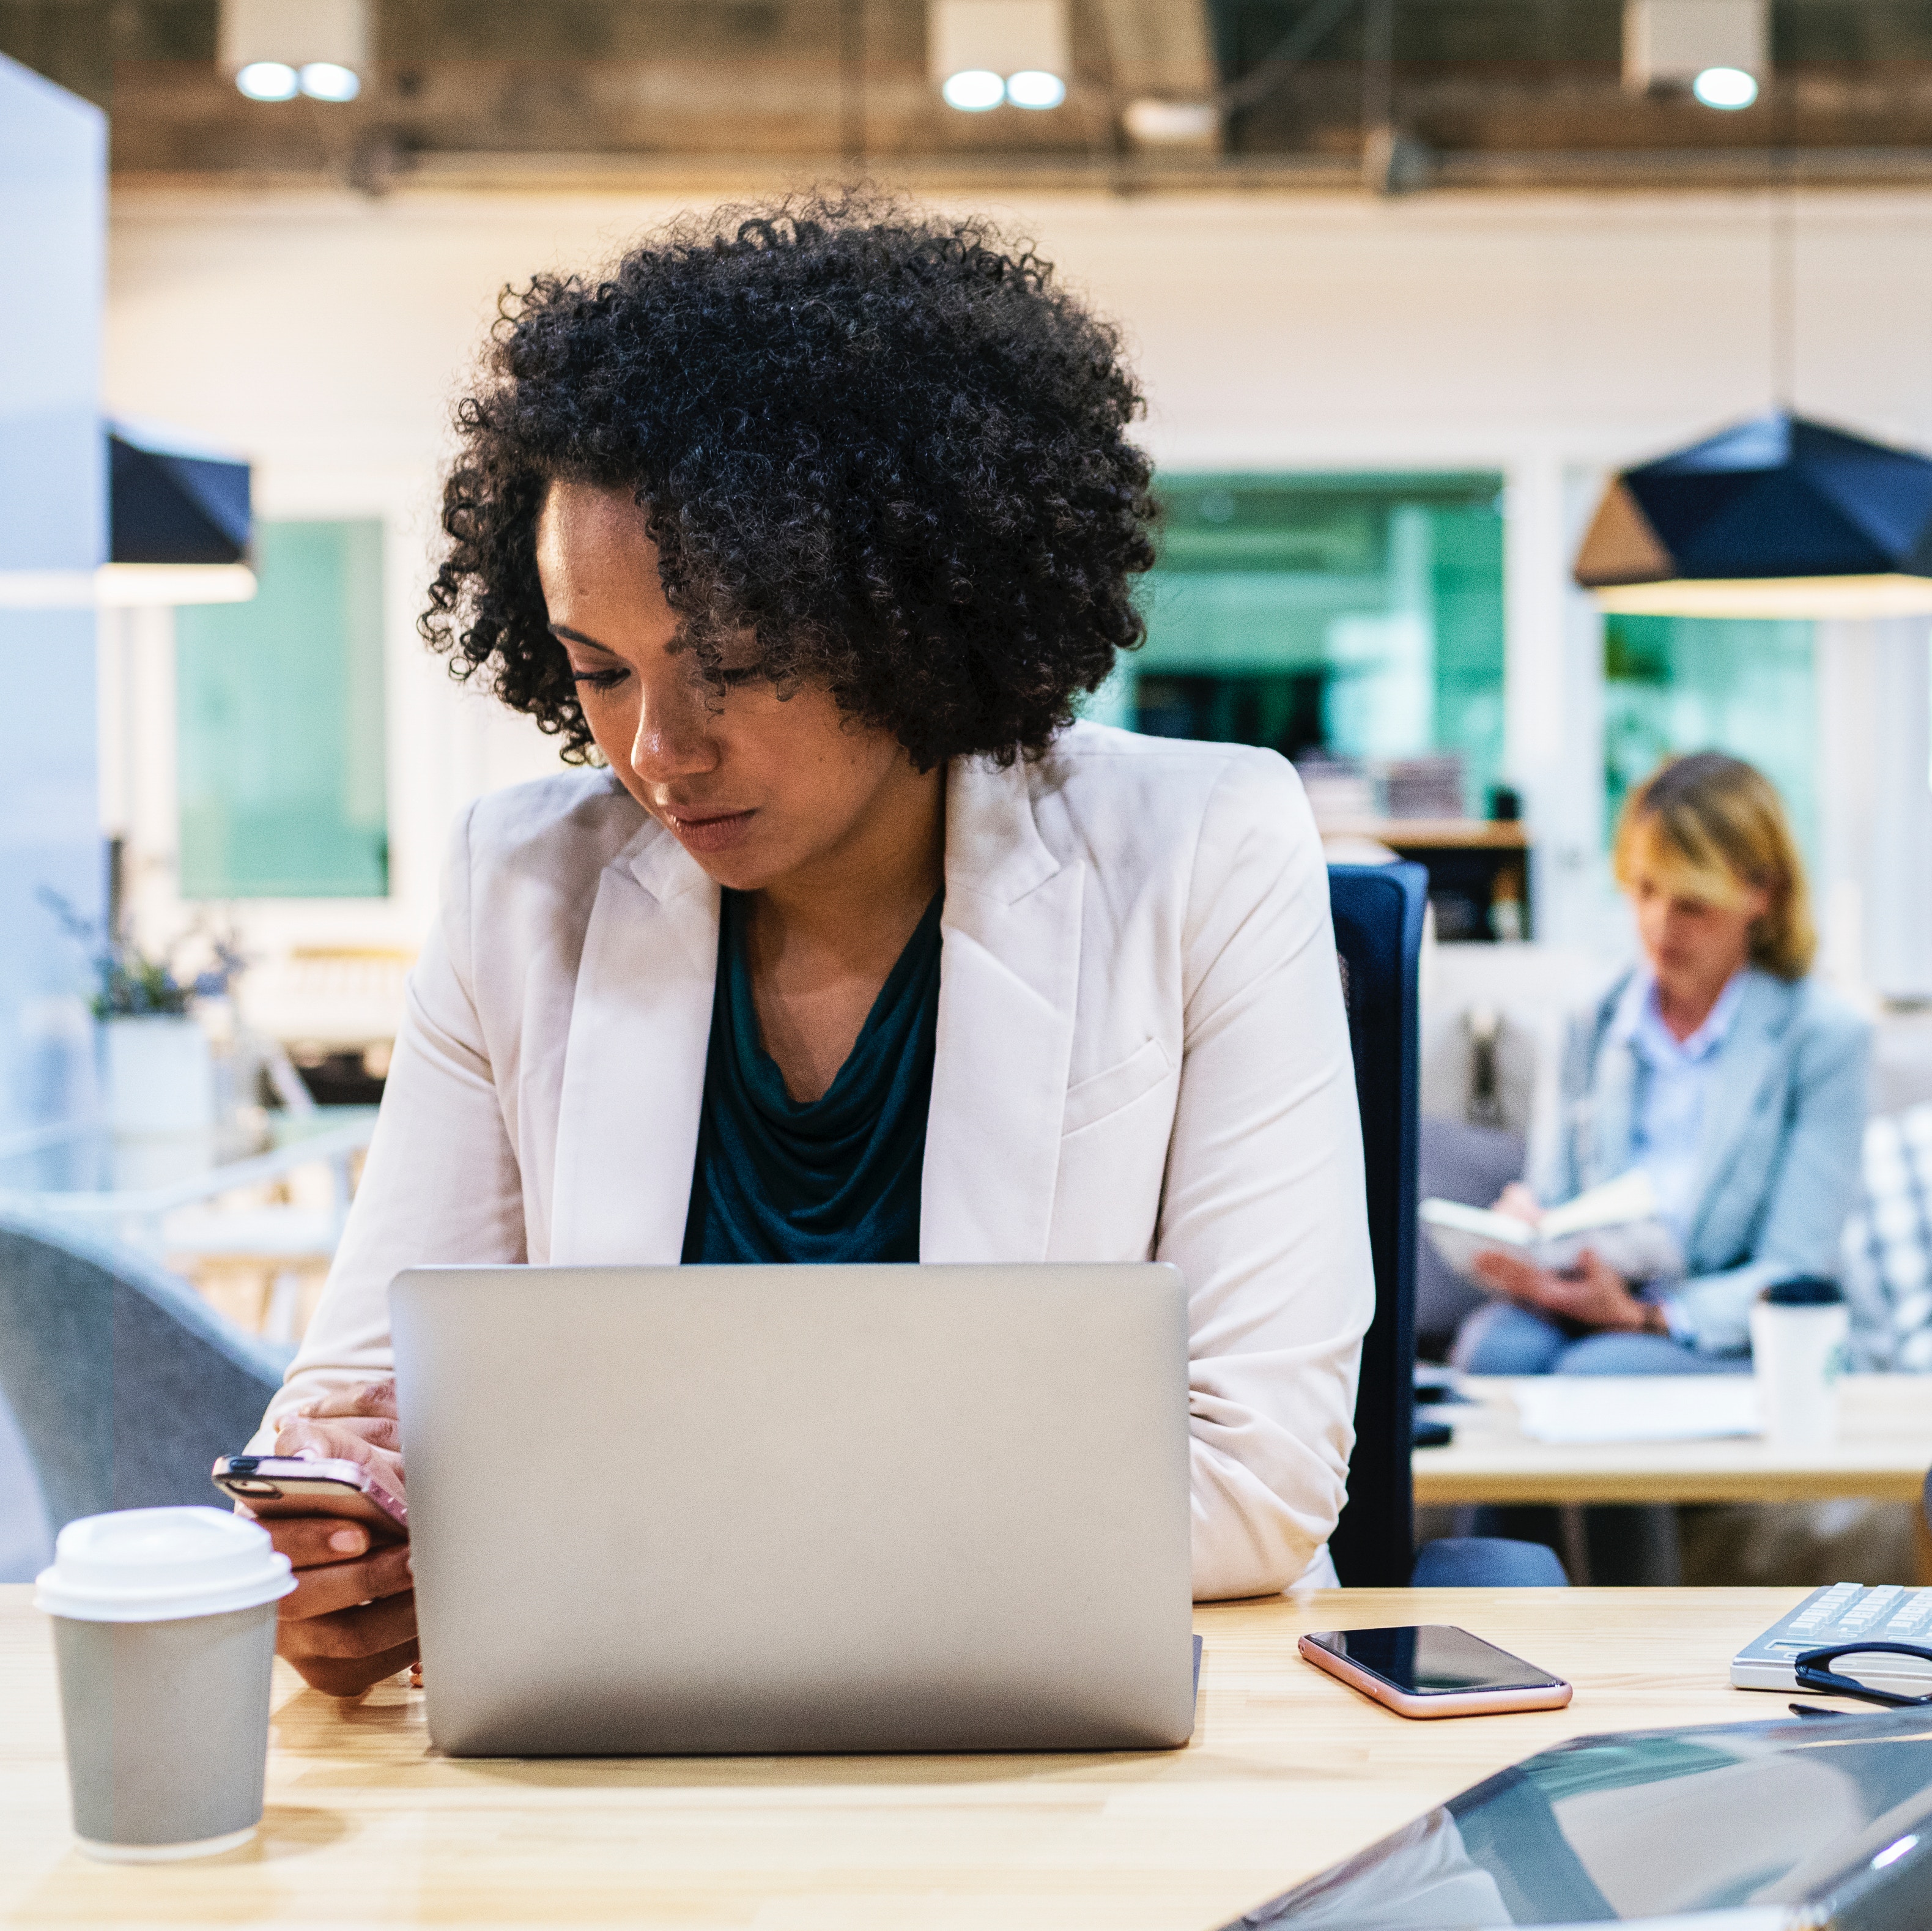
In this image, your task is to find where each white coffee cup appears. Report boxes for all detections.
[1750,1279,1851,1448]
[35,1507,295,1861]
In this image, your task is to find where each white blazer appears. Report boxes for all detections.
[262,722,1374,1599]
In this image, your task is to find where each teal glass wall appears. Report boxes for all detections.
[1602,615,1818,869]
[176,521,388,898]
[1099,473,1506,814]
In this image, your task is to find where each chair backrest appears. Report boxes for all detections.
[1840,1105,1932,1371]
[1325,862,1427,1586]
[0,1211,291,1533]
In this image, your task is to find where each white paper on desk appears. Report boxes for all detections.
[1511,1376,1761,1445]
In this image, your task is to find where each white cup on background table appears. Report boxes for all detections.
[1750,1277,1851,1448]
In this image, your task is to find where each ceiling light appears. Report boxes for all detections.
[1575,411,1932,618]
[1692,65,1757,108]
[235,60,298,101]
[221,0,367,104]
[941,69,1005,111]
[298,61,360,101]
[0,566,259,609]
[1004,70,1065,109]
[1624,0,1765,97]
[96,565,260,606]
[1123,98,1218,146]
[929,1,1068,110]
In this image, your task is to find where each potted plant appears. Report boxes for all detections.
[42,894,243,1138]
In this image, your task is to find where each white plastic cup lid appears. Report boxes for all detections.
[35,1507,296,1623]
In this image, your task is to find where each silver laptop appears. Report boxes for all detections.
[390,1262,1194,1756]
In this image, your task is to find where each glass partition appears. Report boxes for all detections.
[1602,613,1818,868]
[175,520,388,899]
[0,59,105,1142]
[1099,472,1506,818]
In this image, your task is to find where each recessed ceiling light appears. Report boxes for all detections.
[1004,69,1065,109]
[1692,65,1758,109]
[941,69,1005,111]
[298,61,360,100]
[235,60,298,100]
[1123,98,1217,144]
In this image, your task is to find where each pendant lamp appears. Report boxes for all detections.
[103,423,256,604]
[0,423,255,608]
[1575,410,1932,618]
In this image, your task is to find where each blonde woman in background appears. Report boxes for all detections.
[1454,752,1870,1374]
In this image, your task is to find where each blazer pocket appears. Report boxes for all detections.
[1061,1037,1175,1138]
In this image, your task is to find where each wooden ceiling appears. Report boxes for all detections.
[5,0,1931,191]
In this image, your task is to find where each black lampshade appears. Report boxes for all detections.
[1575,411,1932,617]
[108,426,251,566]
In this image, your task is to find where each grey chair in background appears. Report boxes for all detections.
[0,1210,293,1542]
[1416,1116,1527,1360]
[0,1392,50,1582]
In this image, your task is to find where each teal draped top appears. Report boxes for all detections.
[679,889,943,1265]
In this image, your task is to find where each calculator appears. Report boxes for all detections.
[1732,1583,1932,1697]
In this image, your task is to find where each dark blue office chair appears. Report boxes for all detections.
[1326,864,1566,1590]
[0,1210,293,1535]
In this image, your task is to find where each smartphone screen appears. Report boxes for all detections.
[1302,1625,1563,1696]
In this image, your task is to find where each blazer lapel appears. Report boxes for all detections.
[550,820,719,1265]
[922,757,1083,1264]
[1684,973,1790,1257]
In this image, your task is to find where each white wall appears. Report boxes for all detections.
[1816,616,1932,1003]
[104,181,1932,960]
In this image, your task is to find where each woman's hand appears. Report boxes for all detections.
[1471,1246,1661,1335]
[261,1379,417,1697]
[1490,1182,1543,1227]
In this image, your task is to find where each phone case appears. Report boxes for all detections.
[212,1455,409,1536]
[1297,1634,1572,1719]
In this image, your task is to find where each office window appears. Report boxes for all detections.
[1602,615,1818,869]
[175,520,388,898]
[1098,473,1507,816]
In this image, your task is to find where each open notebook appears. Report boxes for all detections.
[1420,1169,1684,1289]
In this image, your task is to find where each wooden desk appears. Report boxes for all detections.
[1317,818,1529,850]
[0,1585,1813,1929]
[1318,819,1530,943]
[1415,1374,1932,1507]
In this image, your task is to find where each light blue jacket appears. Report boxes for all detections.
[1534,967,1871,1356]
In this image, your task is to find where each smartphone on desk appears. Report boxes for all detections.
[1299,1625,1571,1718]
[212,1455,408,1540]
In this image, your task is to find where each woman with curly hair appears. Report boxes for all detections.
[253,196,1373,1696]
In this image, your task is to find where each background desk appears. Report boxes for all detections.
[0,1584,1810,1929]
[1415,1374,1932,1507]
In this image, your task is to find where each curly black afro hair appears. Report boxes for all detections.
[420,192,1157,771]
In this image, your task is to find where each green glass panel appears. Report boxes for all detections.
[1428,499,1508,817]
[176,520,388,899]
[1106,473,1506,814]
[1602,614,1818,873]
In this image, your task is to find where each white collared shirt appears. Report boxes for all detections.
[1610,966,1748,1245]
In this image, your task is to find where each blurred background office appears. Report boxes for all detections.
[7,0,1932,1585]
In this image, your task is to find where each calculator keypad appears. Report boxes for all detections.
[1733,1584,1932,1694]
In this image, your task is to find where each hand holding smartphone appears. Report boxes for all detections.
[212,1455,408,1539]
[1299,1624,1572,1718]
[220,1378,420,1699]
